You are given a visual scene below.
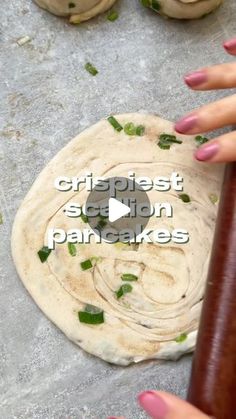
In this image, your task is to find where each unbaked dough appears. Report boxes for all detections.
[33,0,117,22]
[12,114,223,365]
[144,0,223,20]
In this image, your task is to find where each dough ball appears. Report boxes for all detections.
[34,0,117,22]
[142,0,223,20]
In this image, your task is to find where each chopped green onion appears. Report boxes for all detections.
[158,142,171,150]
[107,10,119,21]
[124,122,136,136]
[38,246,51,263]
[209,193,218,205]
[96,219,107,232]
[98,219,107,228]
[78,305,104,324]
[141,0,161,12]
[175,333,188,343]
[159,134,182,144]
[121,273,138,282]
[85,62,98,76]
[124,122,145,136]
[116,284,133,299]
[158,133,182,150]
[0,213,3,225]
[151,0,161,11]
[68,2,76,8]
[99,213,109,220]
[68,242,77,257]
[107,116,123,132]
[179,193,191,203]
[136,125,145,136]
[195,135,209,146]
[80,259,93,271]
[80,212,88,223]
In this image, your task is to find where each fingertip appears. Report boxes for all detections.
[184,71,207,89]
[174,114,198,134]
[137,390,169,418]
[223,38,236,56]
[194,141,219,162]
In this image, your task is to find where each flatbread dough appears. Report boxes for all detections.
[144,0,223,19]
[33,0,117,22]
[12,114,223,365]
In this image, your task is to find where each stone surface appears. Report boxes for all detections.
[0,0,235,417]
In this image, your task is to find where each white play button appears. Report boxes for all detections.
[108,198,131,223]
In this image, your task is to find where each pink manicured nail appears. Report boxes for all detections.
[224,37,236,53]
[185,71,207,88]
[107,417,117,419]
[138,391,168,419]
[175,114,198,134]
[194,142,219,161]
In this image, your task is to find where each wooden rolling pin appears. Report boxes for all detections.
[187,162,236,419]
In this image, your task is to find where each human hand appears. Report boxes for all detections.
[174,37,236,163]
[108,390,210,418]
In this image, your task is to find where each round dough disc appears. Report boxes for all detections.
[33,0,117,22]
[12,114,223,365]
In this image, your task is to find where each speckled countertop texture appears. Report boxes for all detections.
[0,0,235,417]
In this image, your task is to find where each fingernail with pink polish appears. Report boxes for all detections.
[138,391,168,419]
[224,37,236,53]
[175,114,198,134]
[194,142,219,161]
[107,417,117,419]
[185,71,207,88]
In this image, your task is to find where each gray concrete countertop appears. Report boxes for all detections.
[0,0,235,418]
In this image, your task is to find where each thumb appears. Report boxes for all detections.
[138,391,210,419]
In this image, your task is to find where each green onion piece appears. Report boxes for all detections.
[85,62,98,76]
[121,273,138,282]
[159,134,182,144]
[158,141,171,150]
[141,0,150,6]
[209,193,218,204]
[107,10,119,21]
[107,116,123,132]
[98,219,107,228]
[195,135,209,146]
[136,125,145,136]
[38,246,51,263]
[80,212,88,223]
[0,213,3,225]
[124,122,145,136]
[68,242,77,257]
[95,219,107,232]
[175,333,188,343]
[157,133,182,150]
[99,213,109,220]
[179,193,191,203]
[141,0,161,11]
[151,0,161,11]
[116,284,133,299]
[78,304,104,324]
[80,259,93,271]
[124,122,136,136]
[68,2,76,8]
